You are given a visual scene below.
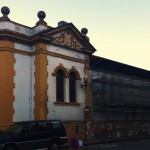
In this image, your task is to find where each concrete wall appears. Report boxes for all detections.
[13,43,35,121]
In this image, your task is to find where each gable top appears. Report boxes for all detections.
[0,6,96,53]
[37,23,96,52]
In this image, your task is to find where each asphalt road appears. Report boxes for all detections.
[63,138,150,150]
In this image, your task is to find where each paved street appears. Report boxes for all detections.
[63,138,150,150]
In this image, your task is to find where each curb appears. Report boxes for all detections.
[61,136,150,149]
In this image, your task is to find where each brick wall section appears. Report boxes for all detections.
[63,121,150,141]
[91,121,150,139]
[0,41,15,130]
[34,43,48,120]
[64,121,85,140]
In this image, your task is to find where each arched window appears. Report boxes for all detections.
[56,69,64,102]
[69,72,76,102]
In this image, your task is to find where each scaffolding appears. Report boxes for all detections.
[91,72,150,139]
[92,72,150,121]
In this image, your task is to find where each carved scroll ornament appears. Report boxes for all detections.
[53,32,81,50]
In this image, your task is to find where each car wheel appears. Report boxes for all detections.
[3,145,17,150]
[48,141,60,150]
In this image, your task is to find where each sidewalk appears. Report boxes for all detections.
[61,135,150,149]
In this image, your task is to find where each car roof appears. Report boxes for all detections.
[15,120,62,124]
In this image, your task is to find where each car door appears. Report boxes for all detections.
[18,122,42,150]
[35,121,51,148]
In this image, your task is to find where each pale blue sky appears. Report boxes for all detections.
[1,0,150,70]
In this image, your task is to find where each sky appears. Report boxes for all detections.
[0,0,150,70]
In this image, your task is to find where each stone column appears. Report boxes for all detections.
[64,77,69,102]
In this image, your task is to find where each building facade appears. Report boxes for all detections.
[0,6,150,140]
[0,7,95,139]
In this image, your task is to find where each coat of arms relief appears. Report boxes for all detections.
[53,32,81,50]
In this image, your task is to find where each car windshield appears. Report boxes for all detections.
[4,123,23,133]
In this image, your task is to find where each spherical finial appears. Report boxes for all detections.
[37,11,46,20]
[81,28,88,35]
[36,11,47,26]
[0,6,10,21]
[1,6,10,15]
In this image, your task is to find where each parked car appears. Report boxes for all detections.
[0,120,68,150]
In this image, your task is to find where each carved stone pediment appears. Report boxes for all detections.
[52,32,82,50]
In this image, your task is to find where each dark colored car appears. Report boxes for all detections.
[0,120,68,150]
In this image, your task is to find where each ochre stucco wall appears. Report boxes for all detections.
[34,43,48,120]
[0,41,15,130]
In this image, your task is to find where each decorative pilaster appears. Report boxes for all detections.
[0,41,15,130]
[34,43,48,120]
[84,54,92,121]
[81,28,92,118]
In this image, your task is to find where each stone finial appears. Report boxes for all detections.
[81,28,88,35]
[0,6,10,21]
[81,28,89,41]
[36,11,47,26]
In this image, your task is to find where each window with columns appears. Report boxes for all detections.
[53,65,81,104]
